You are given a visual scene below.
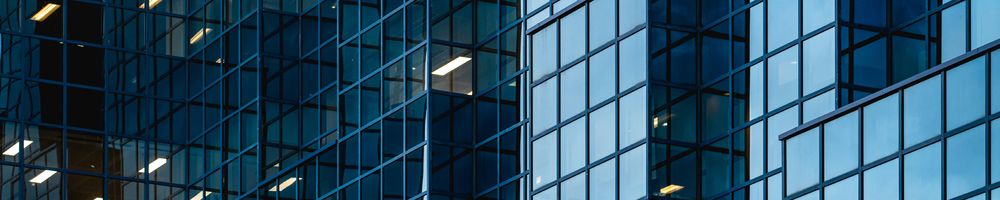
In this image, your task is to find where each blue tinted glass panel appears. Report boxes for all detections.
[863,159,900,200]
[560,119,586,176]
[619,88,647,148]
[589,0,615,50]
[972,0,1000,48]
[618,0,646,34]
[589,46,616,106]
[787,128,819,194]
[767,0,798,51]
[802,0,834,33]
[903,75,942,148]
[825,111,859,180]
[993,120,1000,183]
[533,187,556,200]
[533,79,557,135]
[796,191,819,200]
[619,145,647,200]
[750,4,764,59]
[560,9,586,65]
[532,133,557,189]
[803,90,835,122]
[560,63,586,121]
[750,123,765,179]
[533,26,557,81]
[561,174,585,200]
[590,159,616,199]
[767,173,783,200]
[947,125,986,199]
[802,29,836,94]
[767,47,800,111]
[942,2,968,61]
[750,63,764,119]
[589,104,616,162]
[946,58,986,131]
[903,142,941,200]
[619,30,647,91]
[768,106,798,170]
[825,176,859,200]
[863,94,900,164]
[993,50,1000,114]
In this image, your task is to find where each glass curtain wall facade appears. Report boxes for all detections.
[0,0,524,200]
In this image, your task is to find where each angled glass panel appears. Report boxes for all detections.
[825,176,859,200]
[903,142,941,200]
[589,158,616,199]
[589,45,616,106]
[619,87,647,148]
[946,58,986,131]
[619,30,648,91]
[767,0,798,52]
[863,159,900,200]
[532,133,557,190]
[560,63,586,121]
[825,111,859,180]
[560,119,585,176]
[619,144,647,200]
[589,0,615,49]
[972,0,1000,48]
[942,2,968,61]
[560,9,586,65]
[863,94,899,165]
[533,79,558,136]
[768,106,798,171]
[589,104,616,162]
[947,125,986,199]
[618,0,646,34]
[786,128,819,194]
[802,29,835,94]
[532,26,557,81]
[560,173,585,200]
[802,0,834,34]
[767,46,800,111]
[903,75,942,148]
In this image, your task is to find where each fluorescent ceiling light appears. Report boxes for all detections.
[138,0,163,9]
[189,28,212,44]
[95,198,104,200]
[29,170,57,184]
[30,3,60,22]
[431,56,471,76]
[190,191,212,200]
[138,158,168,173]
[269,177,302,192]
[659,184,684,195]
[3,140,33,156]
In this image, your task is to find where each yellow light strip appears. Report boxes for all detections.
[431,56,471,76]
[659,184,684,195]
[189,28,212,44]
[269,177,302,192]
[30,3,60,22]
[189,191,212,200]
[139,0,163,9]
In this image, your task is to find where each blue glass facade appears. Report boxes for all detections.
[2,0,1000,199]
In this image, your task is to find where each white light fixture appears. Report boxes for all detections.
[431,56,471,76]
[190,191,212,200]
[138,0,163,9]
[189,28,212,44]
[215,58,223,63]
[3,140,33,156]
[269,177,302,192]
[30,3,60,22]
[29,170,57,184]
[95,198,104,200]
[653,117,659,128]
[659,184,684,195]
[138,158,168,173]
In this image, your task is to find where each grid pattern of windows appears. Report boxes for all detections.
[0,0,524,199]
[782,40,1000,200]
[526,0,648,199]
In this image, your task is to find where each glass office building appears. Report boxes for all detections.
[2,0,1000,200]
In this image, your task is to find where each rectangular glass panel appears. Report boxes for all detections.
[946,125,986,199]
[824,111,859,180]
[942,2,968,61]
[903,142,941,200]
[946,58,986,131]
[903,75,942,148]
[863,94,900,165]
[531,133,557,190]
[532,79,557,136]
[786,128,819,194]
[863,159,900,200]
[767,0,799,51]
[589,46,617,106]
[767,46,800,111]
[619,87,647,148]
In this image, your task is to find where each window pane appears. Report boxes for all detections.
[589,0,615,49]
[749,122,765,179]
[767,46,800,111]
[942,2,967,61]
[802,29,835,94]
[767,173,783,200]
[903,75,942,148]
[802,0,834,33]
[533,79,558,136]
[533,187,556,200]
[767,0,799,51]
[532,133,557,190]
[561,9,586,65]
[560,174,585,200]
[802,90,835,122]
[560,119,586,176]
[903,142,941,200]
[825,176,859,200]
[619,30,647,91]
[972,0,1000,48]
[947,125,986,199]
[561,63,586,121]
[590,159,616,199]
[993,120,1000,183]
[619,87,647,148]
[589,104,616,162]
[768,106,798,171]
[825,111,858,180]
[993,50,1000,114]
[863,159,900,200]
[787,128,819,194]
[749,4,764,59]
[618,0,646,34]
[863,94,900,164]
[946,58,986,131]
[589,46,616,106]
[532,26,557,81]
[750,63,764,119]
[619,145,647,200]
